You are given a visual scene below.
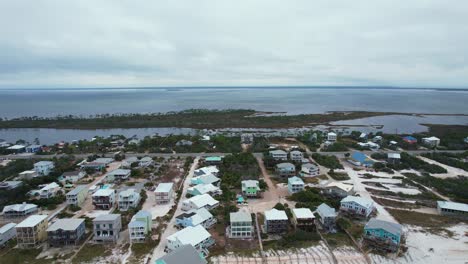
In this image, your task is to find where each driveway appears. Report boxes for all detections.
[149,156,200,261]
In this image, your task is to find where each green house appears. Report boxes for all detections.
[242,180,259,197]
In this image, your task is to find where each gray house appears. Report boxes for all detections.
[47,218,86,247]
[264,209,289,234]
[156,244,206,264]
[0,223,17,247]
[316,203,337,232]
[93,214,122,243]
[275,163,296,178]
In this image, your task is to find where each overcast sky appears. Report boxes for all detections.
[1,0,467,88]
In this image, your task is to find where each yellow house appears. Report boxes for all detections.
[16,215,48,248]
[66,185,88,207]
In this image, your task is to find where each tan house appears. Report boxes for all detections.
[16,215,48,248]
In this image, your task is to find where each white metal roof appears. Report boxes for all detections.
[16,215,48,228]
[7,145,25,150]
[155,182,174,193]
[437,201,468,212]
[230,210,252,223]
[92,188,115,197]
[34,161,54,166]
[387,153,401,159]
[242,180,259,188]
[2,203,37,213]
[47,218,84,232]
[288,176,304,185]
[317,203,337,218]
[341,196,374,209]
[167,225,211,247]
[190,208,213,226]
[189,184,219,195]
[67,185,87,196]
[365,218,402,236]
[269,150,287,155]
[119,188,138,197]
[265,208,288,221]
[0,223,16,234]
[41,182,59,191]
[423,136,440,141]
[93,214,120,222]
[187,194,219,208]
[325,182,353,192]
[292,208,315,219]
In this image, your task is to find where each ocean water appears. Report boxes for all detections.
[0,87,467,118]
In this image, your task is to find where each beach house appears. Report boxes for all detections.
[241,180,260,197]
[340,196,375,218]
[61,171,86,183]
[175,208,216,229]
[287,176,304,194]
[228,210,253,239]
[269,150,288,161]
[348,151,374,167]
[316,203,337,231]
[66,185,88,206]
[322,182,354,198]
[129,210,152,243]
[364,218,403,252]
[0,223,17,247]
[437,201,468,219]
[289,150,303,162]
[156,244,207,264]
[93,214,122,243]
[34,161,54,176]
[301,163,320,177]
[188,184,221,197]
[422,136,440,148]
[47,218,86,247]
[155,182,174,204]
[291,208,315,231]
[2,203,38,218]
[264,209,289,234]
[92,189,116,210]
[275,162,296,178]
[182,194,219,211]
[118,189,141,211]
[166,225,215,257]
[327,132,337,142]
[105,169,131,182]
[16,215,48,248]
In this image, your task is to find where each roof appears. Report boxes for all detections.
[167,225,211,247]
[190,208,213,226]
[242,180,259,188]
[47,218,84,232]
[156,244,206,264]
[94,158,114,163]
[387,153,401,159]
[133,210,152,219]
[302,163,319,170]
[26,144,42,149]
[155,182,174,193]
[265,208,288,221]
[34,161,54,166]
[140,156,153,162]
[19,170,37,174]
[365,218,402,236]
[269,150,287,155]
[2,203,37,213]
[16,215,48,228]
[119,188,138,197]
[67,185,87,196]
[205,156,222,162]
[423,136,440,141]
[437,201,468,212]
[194,166,219,177]
[107,169,131,175]
[123,157,138,163]
[276,162,295,169]
[317,203,337,218]
[290,150,302,155]
[92,188,115,197]
[325,182,353,192]
[288,176,304,185]
[189,184,219,195]
[341,196,374,208]
[128,219,146,228]
[328,132,337,136]
[292,208,315,219]
[93,214,120,222]
[0,223,17,234]
[41,182,59,191]
[7,145,25,150]
[403,136,417,141]
[192,174,220,185]
[230,210,252,223]
[187,194,219,208]
[351,151,374,164]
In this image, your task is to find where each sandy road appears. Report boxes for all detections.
[149,156,200,262]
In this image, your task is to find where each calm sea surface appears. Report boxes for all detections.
[0,87,467,118]
[0,87,467,144]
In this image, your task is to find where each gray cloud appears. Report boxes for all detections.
[0,0,467,88]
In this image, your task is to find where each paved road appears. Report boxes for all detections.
[1,149,464,160]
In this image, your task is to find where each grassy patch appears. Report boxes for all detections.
[130,239,158,260]
[0,248,49,264]
[328,171,350,181]
[72,244,112,264]
[323,232,353,249]
[387,208,468,228]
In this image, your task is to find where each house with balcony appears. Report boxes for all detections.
[18,170,38,180]
[2,203,38,218]
[61,171,86,183]
[105,169,131,182]
[437,201,468,219]
[316,203,337,232]
[290,150,303,162]
[139,156,154,167]
[275,162,296,178]
[155,182,174,204]
[292,208,315,232]
[93,214,122,243]
[39,182,61,199]
[269,150,288,161]
[301,163,320,177]
[34,161,54,176]
[264,209,289,234]
[0,181,23,190]
[0,223,17,247]
[47,218,86,247]
[66,185,88,207]
[175,208,216,229]
[166,225,215,257]
[340,196,375,219]
[241,180,260,198]
[16,215,48,248]
[327,132,337,142]
[228,210,253,239]
[118,189,141,211]
[92,189,116,210]
[322,182,354,198]
[387,153,401,165]
[129,210,152,243]
[182,194,219,211]
[288,176,304,194]
[364,218,403,252]
[121,157,139,169]
[422,136,440,148]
